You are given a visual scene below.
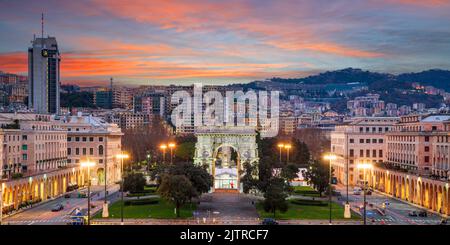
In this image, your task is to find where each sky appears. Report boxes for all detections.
[0,0,450,86]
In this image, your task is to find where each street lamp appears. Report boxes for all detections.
[324,153,337,225]
[284,144,292,164]
[160,144,167,163]
[357,162,373,225]
[0,182,4,226]
[80,159,96,225]
[116,152,129,225]
[277,144,284,164]
[168,143,176,164]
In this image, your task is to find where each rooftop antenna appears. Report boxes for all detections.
[41,13,44,40]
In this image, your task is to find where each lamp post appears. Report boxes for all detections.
[80,159,96,225]
[168,143,176,164]
[0,182,4,226]
[324,153,337,225]
[146,151,151,171]
[116,152,129,225]
[357,162,373,225]
[284,144,292,164]
[160,144,167,163]
[277,144,284,164]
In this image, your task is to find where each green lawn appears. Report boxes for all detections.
[292,186,321,197]
[257,200,360,220]
[94,198,196,219]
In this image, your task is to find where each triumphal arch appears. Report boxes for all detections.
[193,126,259,192]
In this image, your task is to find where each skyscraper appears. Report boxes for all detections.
[28,20,61,114]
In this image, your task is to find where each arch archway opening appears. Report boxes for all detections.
[213,145,240,191]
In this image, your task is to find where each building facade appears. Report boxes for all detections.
[330,117,399,185]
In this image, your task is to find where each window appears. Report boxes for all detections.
[90,148,94,155]
[22,135,27,140]
[425,146,430,152]
[68,148,71,155]
[379,150,383,158]
[349,149,354,157]
[82,148,86,155]
[76,148,80,155]
[360,139,364,143]
[360,149,364,157]
[89,137,94,142]
[75,137,80,142]
[99,137,104,142]
[99,145,104,155]
[379,139,383,143]
[425,136,430,142]
[366,150,370,157]
[82,137,87,142]
[22,154,28,160]
[425,156,429,163]
[350,139,354,143]
[432,126,437,131]
[366,139,370,143]
[373,150,377,158]
[372,139,377,143]
[360,127,363,132]
[68,137,72,142]
[22,144,27,150]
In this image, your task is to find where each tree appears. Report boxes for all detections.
[302,159,333,197]
[158,174,197,217]
[169,162,213,195]
[175,142,195,162]
[263,177,289,217]
[240,161,259,194]
[280,163,299,182]
[123,172,146,193]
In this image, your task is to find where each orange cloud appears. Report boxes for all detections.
[266,41,384,58]
[384,0,450,7]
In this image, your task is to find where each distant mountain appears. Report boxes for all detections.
[256,68,450,92]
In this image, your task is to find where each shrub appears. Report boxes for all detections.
[124,198,159,206]
[290,199,328,206]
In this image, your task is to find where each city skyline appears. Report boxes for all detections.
[0,0,450,86]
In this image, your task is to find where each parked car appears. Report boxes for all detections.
[353,187,362,195]
[51,203,64,212]
[261,218,279,225]
[418,210,428,217]
[408,211,418,217]
[64,193,71,198]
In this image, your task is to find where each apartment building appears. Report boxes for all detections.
[330,117,399,185]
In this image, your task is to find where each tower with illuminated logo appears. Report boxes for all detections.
[28,14,60,114]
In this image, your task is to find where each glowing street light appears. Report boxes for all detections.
[80,159,96,225]
[284,144,292,163]
[357,162,373,225]
[116,152,129,225]
[323,153,337,225]
[168,143,176,164]
[160,144,167,163]
[277,144,284,164]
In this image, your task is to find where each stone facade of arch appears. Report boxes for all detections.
[193,126,259,193]
[363,167,450,216]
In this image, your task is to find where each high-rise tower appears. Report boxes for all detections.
[28,14,61,114]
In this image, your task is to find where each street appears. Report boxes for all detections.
[3,185,119,225]
[334,184,443,225]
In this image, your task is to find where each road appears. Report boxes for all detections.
[334,184,443,225]
[3,184,119,225]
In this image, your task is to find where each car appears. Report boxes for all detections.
[64,193,71,198]
[408,211,418,217]
[353,187,362,195]
[51,203,64,212]
[439,219,447,225]
[366,190,372,195]
[418,210,428,217]
[261,218,279,225]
